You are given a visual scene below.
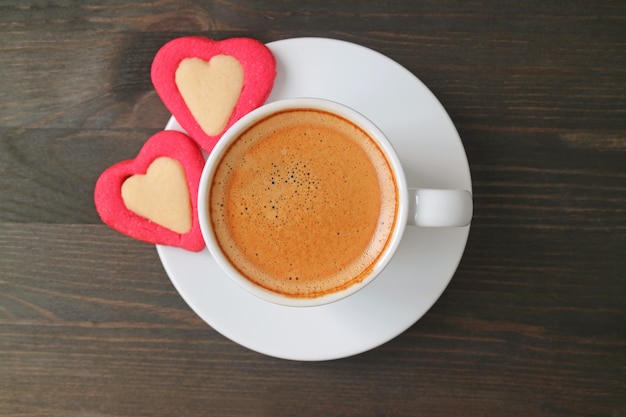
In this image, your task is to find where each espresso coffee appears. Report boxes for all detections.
[209,108,398,298]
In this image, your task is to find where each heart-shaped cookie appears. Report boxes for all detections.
[94,130,205,251]
[151,36,276,153]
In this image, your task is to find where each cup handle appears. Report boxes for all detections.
[407,189,473,227]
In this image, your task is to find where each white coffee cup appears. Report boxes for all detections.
[198,98,472,307]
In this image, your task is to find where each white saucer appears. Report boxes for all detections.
[157,37,472,361]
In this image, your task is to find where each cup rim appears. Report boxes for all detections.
[198,97,409,307]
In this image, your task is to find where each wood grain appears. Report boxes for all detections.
[1,1,624,416]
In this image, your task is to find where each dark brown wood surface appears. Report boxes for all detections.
[1,1,624,416]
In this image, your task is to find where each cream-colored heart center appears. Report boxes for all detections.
[121,157,192,234]
[175,55,244,136]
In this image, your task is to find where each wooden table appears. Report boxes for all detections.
[1,1,624,416]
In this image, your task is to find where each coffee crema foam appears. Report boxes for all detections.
[209,108,398,298]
